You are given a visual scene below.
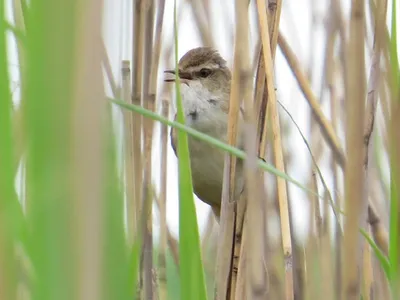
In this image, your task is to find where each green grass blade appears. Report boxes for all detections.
[173,1,208,299]
[389,0,400,295]
[0,3,18,297]
[25,2,77,299]
[360,229,390,279]
[102,105,130,300]
[111,99,320,198]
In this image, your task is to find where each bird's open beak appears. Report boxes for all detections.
[164,70,176,83]
[164,69,192,85]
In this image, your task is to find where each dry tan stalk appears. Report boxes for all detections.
[228,197,247,300]
[234,222,248,299]
[132,0,145,99]
[71,1,105,298]
[320,254,336,300]
[328,54,344,297]
[320,191,335,300]
[131,0,145,261]
[256,1,292,298]
[185,0,213,46]
[266,0,282,56]
[102,41,118,98]
[389,100,400,294]
[158,100,169,300]
[278,33,346,168]
[149,0,166,96]
[215,0,248,297]
[291,241,305,300]
[362,238,373,300]
[152,186,180,269]
[142,1,156,298]
[361,0,388,294]
[307,10,332,207]
[372,256,391,299]
[367,204,389,256]
[341,0,366,299]
[311,171,322,240]
[253,54,267,155]
[121,60,136,244]
[255,0,282,156]
[303,216,320,300]
[231,0,269,298]
[331,0,348,88]
[147,180,180,270]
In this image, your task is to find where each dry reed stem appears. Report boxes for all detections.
[303,213,319,300]
[229,197,247,300]
[278,33,346,168]
[328,51,344,298]
[234,223,248,300]
[367,204,389,256]
[254,54,267,155]
[255,0,282,156]
[142,1,156,298]
[341,0,366,299]
[121,60,136,245]
[231,0,268,298]
[256,1,292,298]
[372,256,391,299]
[71,1,105,298]
[310,171,321,239]
[320,192,335,300]
[150,0,166,96]
[102,41,118,98]
[215,0,248,298]
[152,188,180,269]
[131,0,144,255]
[362,240,373,300]
[389,104,400,295]
[158,100,169,300]
[362,0,390,283]
[266,0,282,56]
[186,0,213,46]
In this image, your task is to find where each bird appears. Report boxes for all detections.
[164,47,245,222]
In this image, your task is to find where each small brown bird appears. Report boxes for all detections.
[164,47,245,221]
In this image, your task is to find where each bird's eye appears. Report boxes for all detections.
[198,68,212,78]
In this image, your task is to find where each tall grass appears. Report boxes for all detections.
[1,0,399,299]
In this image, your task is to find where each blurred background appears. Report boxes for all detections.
[3,0,400,299]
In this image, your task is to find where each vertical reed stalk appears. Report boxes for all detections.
[71,2,105,298]
[122,60,136,244]
[341,0,366,299]
[158,100,169,300]
[257,1,293,298]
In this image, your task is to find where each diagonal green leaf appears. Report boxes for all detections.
[360,228,390,279]
[111,98,321,199]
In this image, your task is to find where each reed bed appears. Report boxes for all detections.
[1,0,399,299]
